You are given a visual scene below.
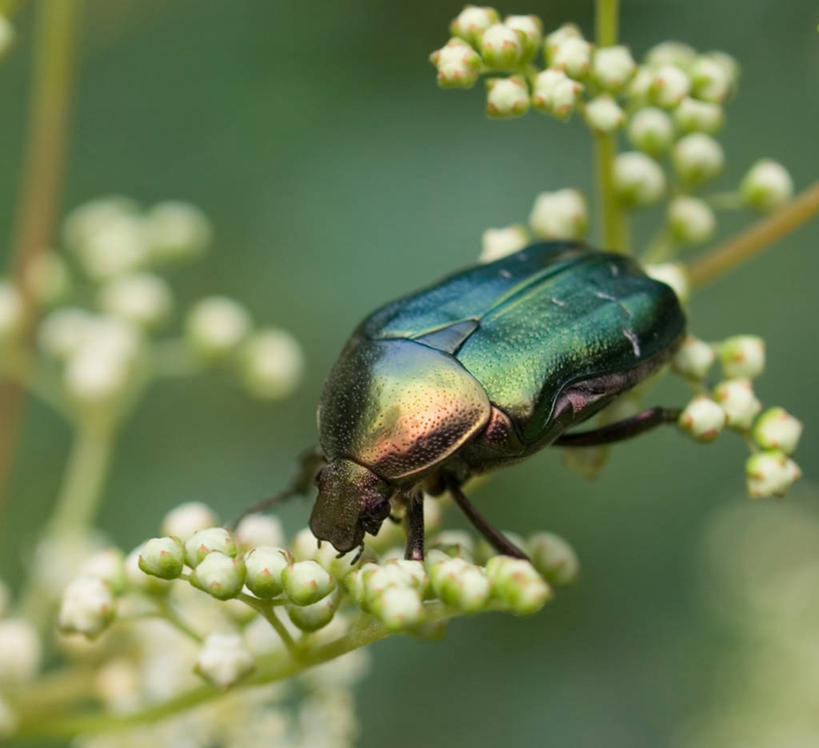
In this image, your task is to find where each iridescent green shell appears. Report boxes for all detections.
[319,241,685,481]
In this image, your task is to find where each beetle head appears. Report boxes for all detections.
[309,459,392,553]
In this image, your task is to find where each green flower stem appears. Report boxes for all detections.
[593,0,629,253]
[705,191,743,210]
[689,181,819,288]
[238,594,298,656]
[19,417,117,625]
[158,601,204,643]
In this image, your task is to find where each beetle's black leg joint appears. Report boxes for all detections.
[404,493,425,561]
[553,407,682,448]
[351,544,364,565]
[227,446,325,530]
[447,479,528,560]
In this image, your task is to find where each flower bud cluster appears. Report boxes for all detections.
[672,332,802,500]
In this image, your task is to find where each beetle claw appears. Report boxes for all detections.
[350,544,365,564]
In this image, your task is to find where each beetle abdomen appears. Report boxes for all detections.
[318,338,491,480]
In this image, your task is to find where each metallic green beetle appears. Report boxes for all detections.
[246,241,686,561]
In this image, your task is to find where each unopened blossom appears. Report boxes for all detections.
[139,536,185,579]
[239,328,304,400]
[740,159,794,212]
[184,527,237,567]
[551,36,592,79]
[190,551,246,600]
[752,407,803,455]
[485,556,552,614]
[98,273,173,329]
[485,76,529,118]
[584,94,625,134]
[244,546,291,599]
[480,224,528,262]
[672,335,715,380]
[531,68,582,119]
[672,133,724,184]
[528,189,588,239]
[282,560,335,606]
[713,379,762,430]
[528,532,580,585]
[186,296,251,359]
[0,619,42,684]
[372,586,424,630]
[503,15,542,59]
[674,97,724,133]
[195,633,255,689]
[627,107,674,155]
[58,576,116,638]
[613,152,666,206]
[645,41,696,68]
[718,335,765,379]
[544,23,583,62]
[591,45,636,91]
[124,546,172,595]
[479,23,524,69]
[287,591,339,632]
[690,54,733,102]
[37,307,94,359]
[649,64,691,108]
[235,513,285,549]
[429,38,482,89]
[667,196,716,244]
[79,548,127,594]
[746,450,801,499]
[146,201,212,263]
[678,396,726,442]
[161,502,219,541]
[450,5,499,45]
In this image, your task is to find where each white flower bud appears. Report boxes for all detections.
[287,590,339,632]
[450,5,499,45]
[592,45,636,91]
[527,532,579,586]
[485,556,552,614]
[124,546,172,595]
[672,133,724,185]
[0,696,16,740]
[690,55,732,103]
[244,546,291,599]
[649,65,691,108]
[58,576,116,638]
[195,632,254,689]
[0,16,15,60]
[584,94,625,134]
[291,527,321,561]
[551,37,592,79]
[713,379,762,430]
[372,585,424,630]
[184,527,237,567]
[139,537,185,579]
[24,252,70,305]
[531,68,582,119]
[234,513,285,550]
[384,559,429,592]
[0,282,22,341]
[485,76,529,118]
[429,38,482,89]
[480,224,528,263]
[480,23,524,69]
[282,560,335,605]
[740,159,793,213]
[503,15,542,59]
[191,552,245,600]
[0,619,41,684]
[360,564,414,608]
[667,196,716,244]
[431,530,476,559]
[65,200,149,281]
[98,273,172,329]
[613,152,666,206]
[186,296,251,359]
[146,201,212,263]
[627,107,674,155]
[678,395,726,442]
[626,67,653,102]
[673,97,724,134]
[718,335,765,379]
[239,328,304,400]
[37,307,93,359]
[79,548,127,595]
[672,335,715,380]
[746,450,801,499]
[752,407,803,455]
[161,502,219,541]
[528,188,588,239]
[706,51,739,90]
[645,41,696,69]
[544,23,583,62]
[436,563,491,612]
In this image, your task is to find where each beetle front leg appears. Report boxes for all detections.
[229,446,325,530]
[447,480,528,560]
[404,492,425,561]
[554,407,681,447]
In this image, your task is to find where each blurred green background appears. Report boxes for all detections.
[1,0,817,745]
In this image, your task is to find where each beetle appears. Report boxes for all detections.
[239,240,686,562]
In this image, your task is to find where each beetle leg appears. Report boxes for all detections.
[553,407,681,447]
[404,493,425,561]
[447,480,528,560]
[228,446,325,530]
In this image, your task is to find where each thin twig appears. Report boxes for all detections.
[689,182,819,288]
